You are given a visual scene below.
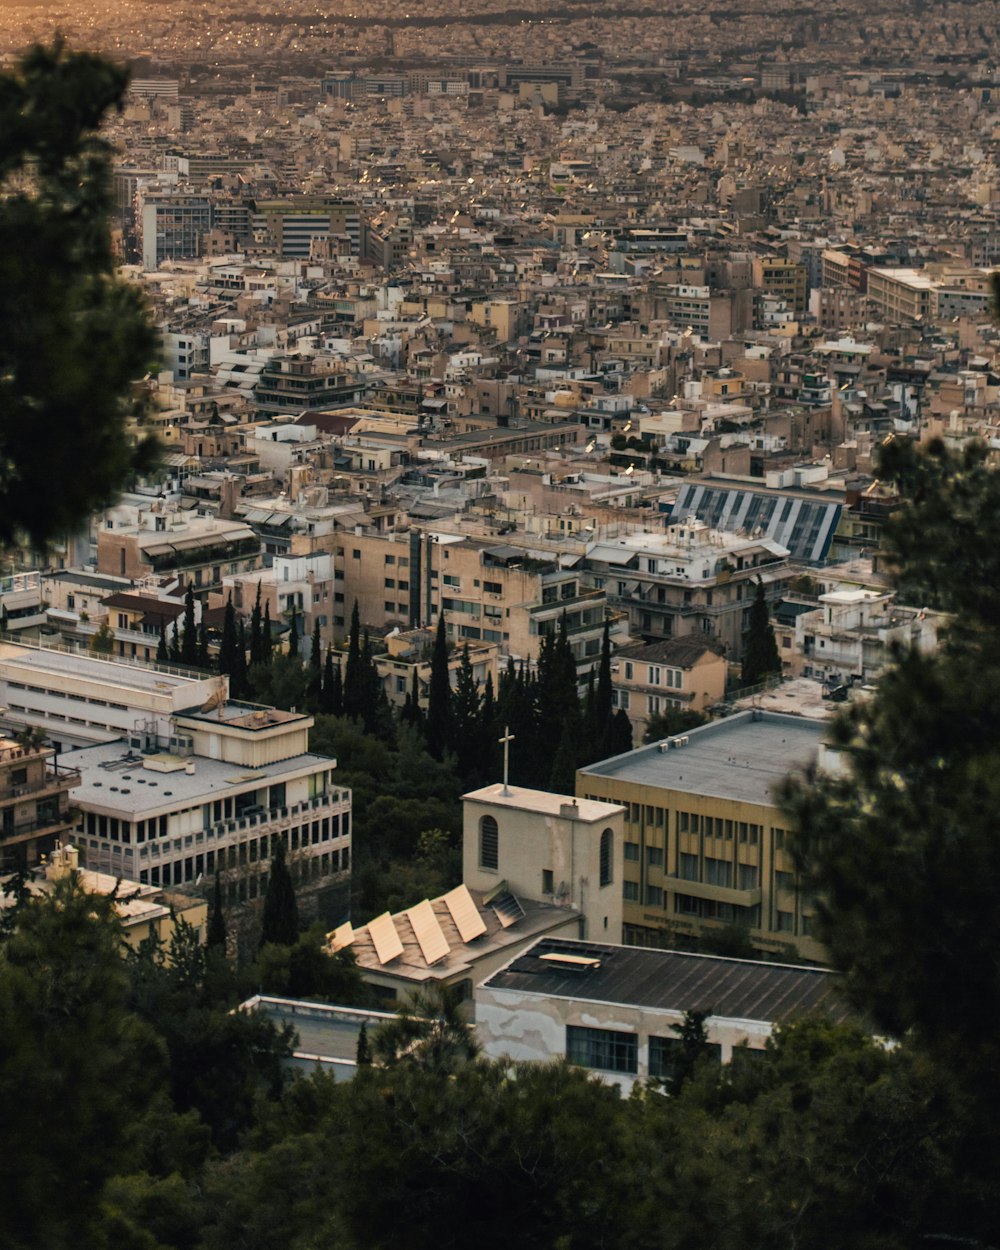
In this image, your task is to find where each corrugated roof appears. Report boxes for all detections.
[486,938,850,1025]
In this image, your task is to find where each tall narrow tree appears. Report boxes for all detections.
[218,594,238,680]
[156,618,168,663]
[234,618,248,700]
[307,619,323,711]
[180,583,198,666]
[288,605,299,658]
[343,601,365,721]
[249,584,263,666]
[741,579,781,687]
[425,613,452,761]
[262,599,273,664]
[206,872,227,952]
[259,838,298,949]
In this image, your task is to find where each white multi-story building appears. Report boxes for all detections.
[65,700,350,914]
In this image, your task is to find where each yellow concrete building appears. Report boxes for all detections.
[577,711,831,962]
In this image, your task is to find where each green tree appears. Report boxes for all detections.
[0,876,166,1249]
[262,598,273,664]
[0,43,159,549]
[218,593,238,680]
[89,619,115,654]
[372,982,480,1074]
[643,707,706,743]
[741,578,781,686]
[249,583,263,666]
[259,838,298,949]
[307,618,323,711]
[450,642,482,783]
[156,618,168,663]
[356,1022,371,1066]
[425,612,452,761]
[207,872,227,953]
[287,604,299,657]
[180,582,198,666]
[252,927,369,1006]
[342,600,365,721]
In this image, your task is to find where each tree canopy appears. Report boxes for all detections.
[0,42,159,548]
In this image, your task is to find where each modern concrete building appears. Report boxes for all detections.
[0,640,223,751]
[577,711,833,961]
[476,937,850,1092]
[65,700,350,918]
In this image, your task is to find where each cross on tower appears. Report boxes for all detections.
[499,724,515,796]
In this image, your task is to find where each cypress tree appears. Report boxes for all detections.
[343,601,364,721]
[262,599,273,664]
[356,1022,371,1066]
[328,655,344,717]
[259,838,298,949]
[207,872,227,952]
[197,619,209,669]
[307,620,323,711]
[288,605,299,658]
[595,619,613,736]
[234,618,248,699]
[321,647,336,714]
[180,583,198,666]
[249,584,263,666]
[218,594,238,679]
[741,579,781,687]
[156,619,168,663]
[425,613,452,761]
[451,643,481,782]
[169,620,181,663]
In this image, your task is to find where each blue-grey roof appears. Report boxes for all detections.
[673,480,842,564]
[484,937,850,1024]
[579,710,824,808]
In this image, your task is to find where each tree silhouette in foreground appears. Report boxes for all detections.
[0,42,159,549]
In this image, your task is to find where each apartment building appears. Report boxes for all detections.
[751,256,808,314]
[775,589,943,685]
[65,700,350,916]
[336,527,617,676]
[866,268,935,322]
[251,197,361,257]
[96,513,260,595]
[0,735,80,871]
[612,637,727,739]
[582,519,789,658]
[577,711,831,962]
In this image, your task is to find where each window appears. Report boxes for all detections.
[646,845,664,867]
[624,841,639,862]
[704,857,732,888]
[738,863,759,890]
[776,910,795,933]
[623,662,633,680]
[679,852,699,881]
[566,1025,637,1075]
[645,884,663,907]
[542,869,554,894]
[648,665,661,685]
[775,870,795,894]
[479,815,498,870]
[623,880,639,901]
[649,1035,722,1081]
[599,828,613,886]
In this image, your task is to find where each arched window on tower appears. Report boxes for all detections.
[599,828,613,887]
[479,814,499,870]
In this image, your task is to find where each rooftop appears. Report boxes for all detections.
[484,937,850,1025]
[579,710,825,806]
[63,739,336,817]
[462,783,624,823]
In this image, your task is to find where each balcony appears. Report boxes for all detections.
[0,765,81,804]
[666,877,762,908]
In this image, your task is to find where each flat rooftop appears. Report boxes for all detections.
[0,642,211,700]
[579,710,825,807]
[462,783,624,823]
[484,937,850,1025]
[63,740,337,816]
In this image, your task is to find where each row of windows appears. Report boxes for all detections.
[566,1025,723,1078]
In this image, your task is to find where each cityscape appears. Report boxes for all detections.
[1,2,999,1247]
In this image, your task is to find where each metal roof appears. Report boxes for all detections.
[485,937,850,1025]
